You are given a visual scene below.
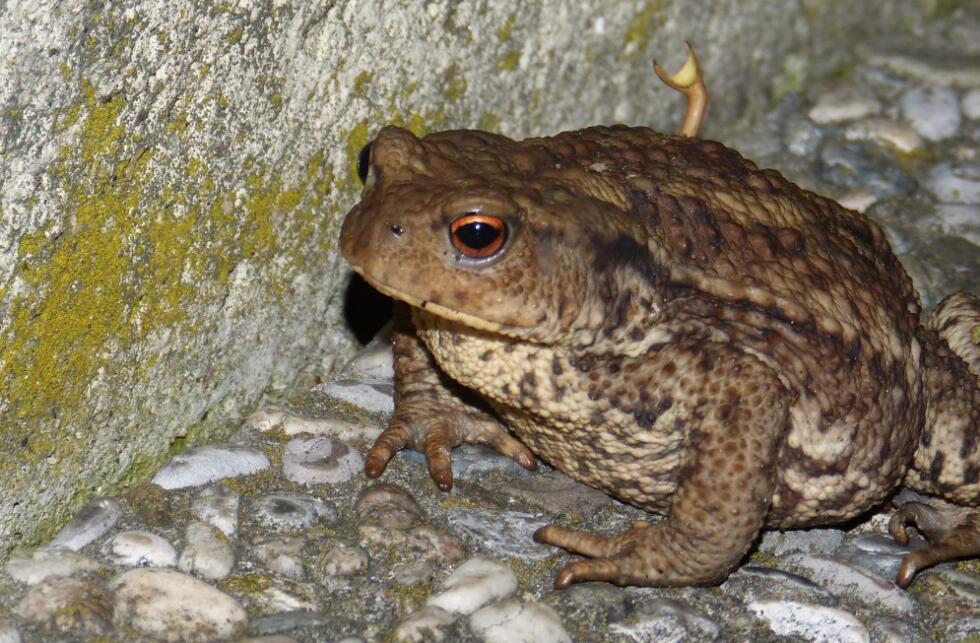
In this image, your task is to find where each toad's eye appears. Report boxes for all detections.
[357,142,373,184]
[449,213,507,259]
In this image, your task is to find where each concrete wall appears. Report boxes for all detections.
[0,0,934,555]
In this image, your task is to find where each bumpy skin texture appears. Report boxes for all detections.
[339,124,980,588]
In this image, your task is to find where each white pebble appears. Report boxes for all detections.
[808,85,881,124]
[749,599,869,643]
[256,586,317,613]
[152,445,270,490]
[843,118,924,153]
[111,568,247,642]
[835,188,878,213]
[470,600,571,643]
[102,531,177,567]
[245,404,291,432]
[0,622,20,643]
[963,88,980,121]
[900,85,961,141]
[283,436,364,486]
[178,522,234,580]
[926,162,980,204]
[48,498,122,551]
[427,556,518,615]
[785,554,913,613]
[254,492,334,529]
[393,605,456,642]
[341,326,394,378]
[254,535,307,579]
[248,403,381,441]
[3,547,101,585]
[192,484,240,537]
[317,378,395,414]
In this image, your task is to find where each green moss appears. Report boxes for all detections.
[497,50,519,72]
[622,1,664,59]
[353,70,374,98]
[227,26,243,43]
[495,12,516,42]
[478,112,502,132]
[443,65,467,102]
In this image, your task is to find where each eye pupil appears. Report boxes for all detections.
[357,142,373,184]
[450,214,508,259]
[456,221,499,249]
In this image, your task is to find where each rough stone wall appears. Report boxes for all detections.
[0,0,933,555]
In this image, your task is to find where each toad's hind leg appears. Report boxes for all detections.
[535,348,789,587]
[898,292,980,585]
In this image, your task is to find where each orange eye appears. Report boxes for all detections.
[450,214,507,259]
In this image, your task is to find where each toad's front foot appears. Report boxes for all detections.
[889,500,980,587]
[365,394,537,491]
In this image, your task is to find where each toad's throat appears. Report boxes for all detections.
[350,265,526,336]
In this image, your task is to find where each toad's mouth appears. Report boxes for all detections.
[349,264,526,337]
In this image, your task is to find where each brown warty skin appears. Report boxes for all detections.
[339,64,980,589]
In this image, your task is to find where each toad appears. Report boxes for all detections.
[339,46,980,588]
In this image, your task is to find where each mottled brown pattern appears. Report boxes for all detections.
[340,123,980,588]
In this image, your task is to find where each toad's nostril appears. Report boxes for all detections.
[390,224,404,237]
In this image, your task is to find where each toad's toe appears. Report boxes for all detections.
[890,500,980,587]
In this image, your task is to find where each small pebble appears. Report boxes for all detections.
[178,522,234,580]
[868,616,926,643]
[404,444,533,481]
[808,84,881,124]
[843,118,925,153]
[488,468,609,516]
[48,497,122,551]
[611,597,720,642]
[355,483,422,529]
[283,436,364,486]
[111,568,247,642]
[102,531,177,568]
[963,88,980,120]
[340,327,395,378]
[900,85,961,141]
[359,525,466,568]
[3,547,101,585]
[785,554,914,613]
[152,445,270,490]
[255,586,318,613]
[926,162,980,204]
[447,508,551,560]
[248,403,380,441]
[749,599,869,643]
[722,566,837,606]
[254,535,307,579]
[427,556,517,615]
[758,528,844,558]
[836,187,878,213]
[0,622,20,643]
[312,540,369,578]
[470,600,571,643]
[14,577,111,635]
[393,605,455,642]
[249,611,332,635]
[192,483,240,537]
[317,378,395,414]
[254,492,334,529]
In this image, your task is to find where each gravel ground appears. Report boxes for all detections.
[2,12,978,643]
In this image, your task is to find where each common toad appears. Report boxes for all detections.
[339,47,980,588]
